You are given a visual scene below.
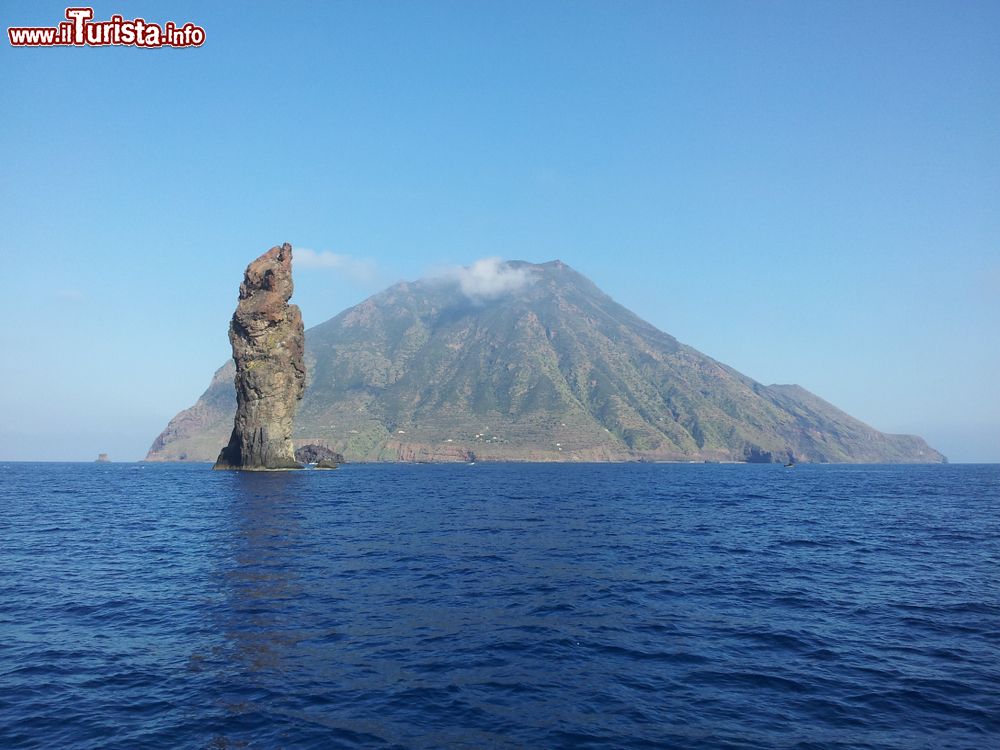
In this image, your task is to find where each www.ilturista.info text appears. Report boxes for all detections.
[8,7,205,48]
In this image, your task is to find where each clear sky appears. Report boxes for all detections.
[1,1,997,462]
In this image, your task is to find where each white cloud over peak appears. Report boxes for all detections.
[446,257,535,301]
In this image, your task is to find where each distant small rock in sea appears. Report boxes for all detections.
[95,453,110,463]
[295,444,344,467]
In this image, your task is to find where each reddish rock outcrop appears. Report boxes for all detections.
[214,243,305,470]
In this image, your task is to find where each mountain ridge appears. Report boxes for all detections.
[148,260,945,464]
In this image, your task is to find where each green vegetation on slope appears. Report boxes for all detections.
[147,260,945,464]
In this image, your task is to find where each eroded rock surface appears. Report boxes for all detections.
[214,243,305,470]
[294,444,344,465]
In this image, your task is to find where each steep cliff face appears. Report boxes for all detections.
[213,243,305,470]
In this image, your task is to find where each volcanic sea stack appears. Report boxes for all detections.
[213,243,305,470]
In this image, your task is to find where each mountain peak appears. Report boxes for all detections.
[148,263,945,464]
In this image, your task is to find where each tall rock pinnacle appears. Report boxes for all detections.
[213,243,305,470]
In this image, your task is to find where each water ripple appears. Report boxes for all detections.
[0,462,998,749]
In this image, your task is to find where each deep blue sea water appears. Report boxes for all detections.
[1,462,998,749]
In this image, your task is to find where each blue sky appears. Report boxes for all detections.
[1,0,997,462]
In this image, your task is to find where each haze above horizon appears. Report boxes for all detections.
[1,1,997,462]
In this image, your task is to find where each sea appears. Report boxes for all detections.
[0,462,998,749]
